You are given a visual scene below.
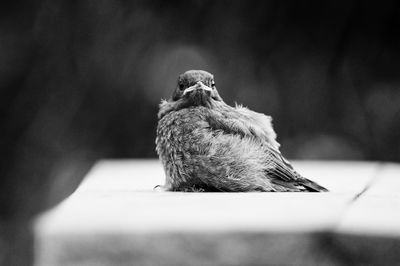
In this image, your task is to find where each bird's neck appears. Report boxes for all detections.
[158,98,228,119]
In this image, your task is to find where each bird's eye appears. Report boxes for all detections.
[211,81,216,88]
[179,84,185,90]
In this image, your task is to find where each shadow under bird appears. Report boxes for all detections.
[156,70,328,192]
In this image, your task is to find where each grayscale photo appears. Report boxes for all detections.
[1,0,399,265]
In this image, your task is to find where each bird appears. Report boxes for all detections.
[155,70,328,192]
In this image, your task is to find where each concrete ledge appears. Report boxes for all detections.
[34,160,400,265]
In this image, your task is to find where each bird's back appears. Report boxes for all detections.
[156,106,310,192]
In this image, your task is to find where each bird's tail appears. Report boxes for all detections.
[298,177,329,192]
[267,147,329,192]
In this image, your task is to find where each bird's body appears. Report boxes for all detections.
[156,70,328,192]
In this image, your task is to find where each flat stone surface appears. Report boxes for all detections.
[35,192,353,235]
[336,196,400,237]
[364,163,400,196]
[293,161,380,193]
[33,160,400,266]
[336,163,400,237]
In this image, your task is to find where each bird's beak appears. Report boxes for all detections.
[183,81,212,96]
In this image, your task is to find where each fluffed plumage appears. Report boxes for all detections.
[155,70,328,192]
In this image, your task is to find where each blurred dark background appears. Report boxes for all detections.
[1,1,399,264]
[2,0,400,162]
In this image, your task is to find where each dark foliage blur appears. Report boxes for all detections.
[2,0,400,162]
[1,0,400,222]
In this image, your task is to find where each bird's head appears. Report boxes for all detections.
[158,70,224,118]
[172,70,222,105]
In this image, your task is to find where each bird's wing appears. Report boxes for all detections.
[233,104,280,149]
[205,111,328,192]
[207,106,278,146]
